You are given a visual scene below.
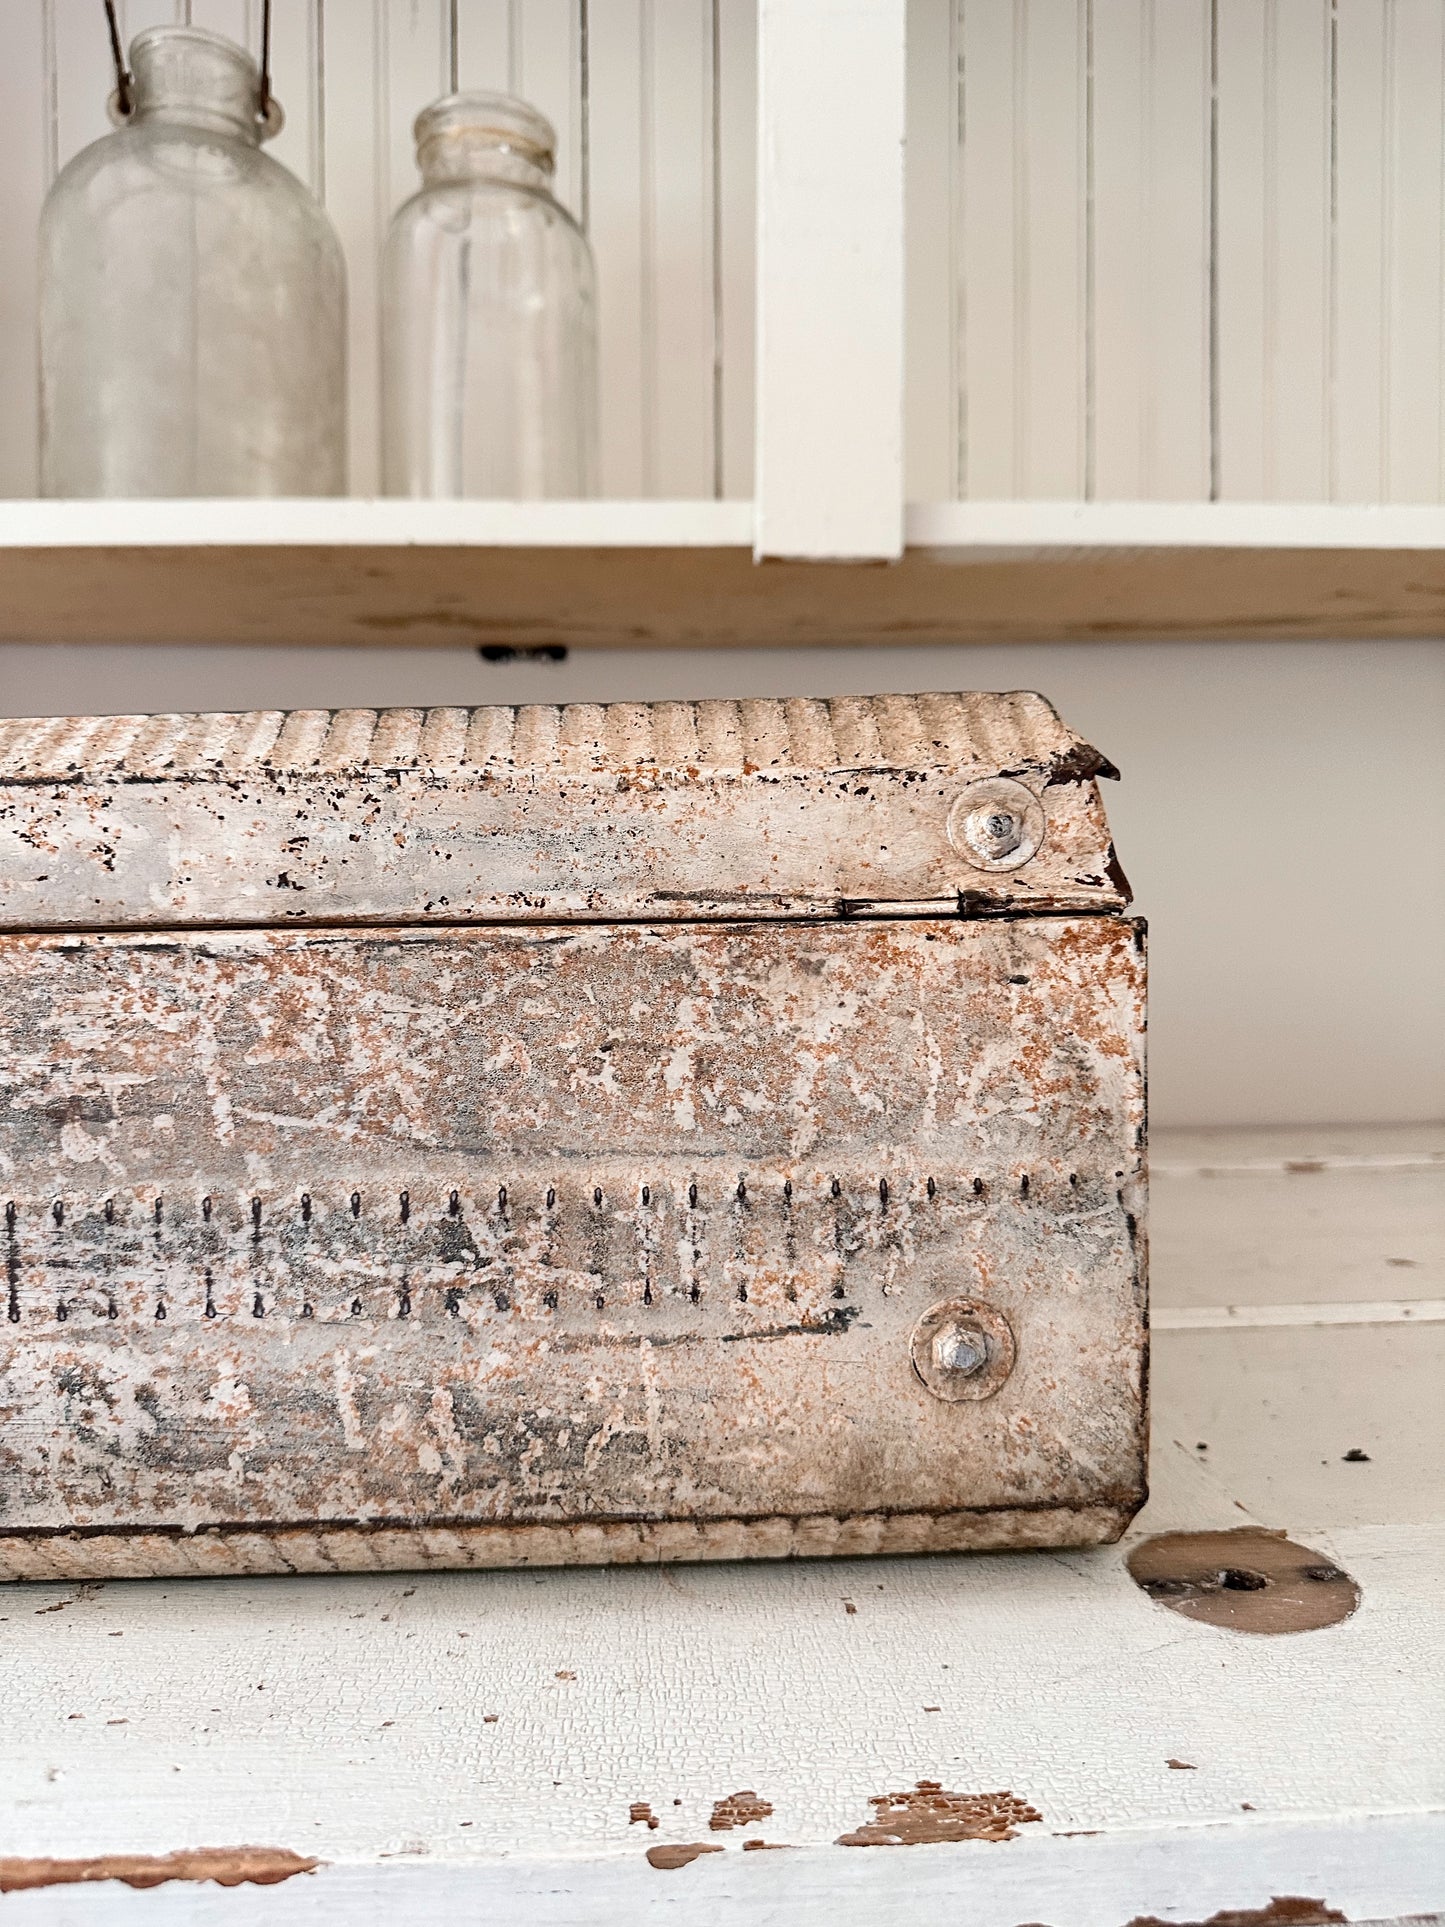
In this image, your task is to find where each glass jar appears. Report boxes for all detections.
[38,27,347,498]
[381,93,597,498]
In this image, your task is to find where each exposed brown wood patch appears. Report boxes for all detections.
[629,1802,660,1830]
[646,1842,724,1871]
[1128,1897,1348,1927]
[837,1783,1042,1846]
[709,1791,774,1831]
[1128,1529,1361,1634]
[0,1848,319,1893]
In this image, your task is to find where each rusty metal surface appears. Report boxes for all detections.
[0,916,1146,1574]
[0,694,1127,929]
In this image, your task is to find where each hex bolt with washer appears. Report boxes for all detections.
[911,1298,1016,1402]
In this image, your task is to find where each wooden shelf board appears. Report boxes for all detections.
[2,501,1445,646]
[1,1124,1441,1923]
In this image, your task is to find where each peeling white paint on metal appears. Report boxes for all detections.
[0,693,1127,930]
[0,691,1144,1578]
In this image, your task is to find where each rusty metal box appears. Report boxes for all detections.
[0,693,1145,1579]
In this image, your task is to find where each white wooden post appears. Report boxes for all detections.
[753,0,907,561]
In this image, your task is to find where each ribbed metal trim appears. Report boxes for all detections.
[0,692,1088,779]
[0,1503,1133,1579]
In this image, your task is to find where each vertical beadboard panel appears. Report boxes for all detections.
[0,5,47,496]
[1020,0,1087,497]
[584,2,724,498]
[906,0,959,501]
[717,0,756,499]
[644,3,716,496]
[1089,0,1212,500]
[380,1,448,226]
[1329,0,1445,502]
[955,0,1019,497]
[1381,0,1445,501]
[51,1,125,173]
[1331,0,1388,503]
[510,3,586,229]
[1326,0,1445,503]
[1323,0,1445,502]
[1267,2,1333,500]
[1213,0,1267,500]
[454,0,513,92]
[587,1,649,495]
[321,2,386,494]
[957,0,1088,500]
[261,0,325,197]
[1215,0,1331,500]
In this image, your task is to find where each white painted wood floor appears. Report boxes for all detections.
[2,1125,1441,1925]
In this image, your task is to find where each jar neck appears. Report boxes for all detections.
[414,93,557,192]
[124,27,268,144]
[419,137,553,190]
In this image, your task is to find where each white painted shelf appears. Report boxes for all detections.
[1,1125,1441,1924]
[5,499,1445,646]
[2,498,1444,551]
[8,2,1445,642]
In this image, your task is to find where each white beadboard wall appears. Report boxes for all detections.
[5,5,1445,504]
[908,0,1445,502]
[0,0,758,502]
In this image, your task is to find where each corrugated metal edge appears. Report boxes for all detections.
[0,1503,1134,1580]
[0,692,1109,780]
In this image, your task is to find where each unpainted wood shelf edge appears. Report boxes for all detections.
[4,502,1445,644]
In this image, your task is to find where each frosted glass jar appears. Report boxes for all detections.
[381,93,597,498]
[38,27,346,498]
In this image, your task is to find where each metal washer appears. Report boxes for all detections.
[910,1297,1017,1402]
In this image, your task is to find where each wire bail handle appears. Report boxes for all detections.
[104,0,283,137]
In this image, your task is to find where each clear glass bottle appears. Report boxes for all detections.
[38,27,347,498]
[382,93,597,498]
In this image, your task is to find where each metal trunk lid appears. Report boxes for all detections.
[0,691,1127,928]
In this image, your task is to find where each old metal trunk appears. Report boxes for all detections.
[0,693,1145,1578]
